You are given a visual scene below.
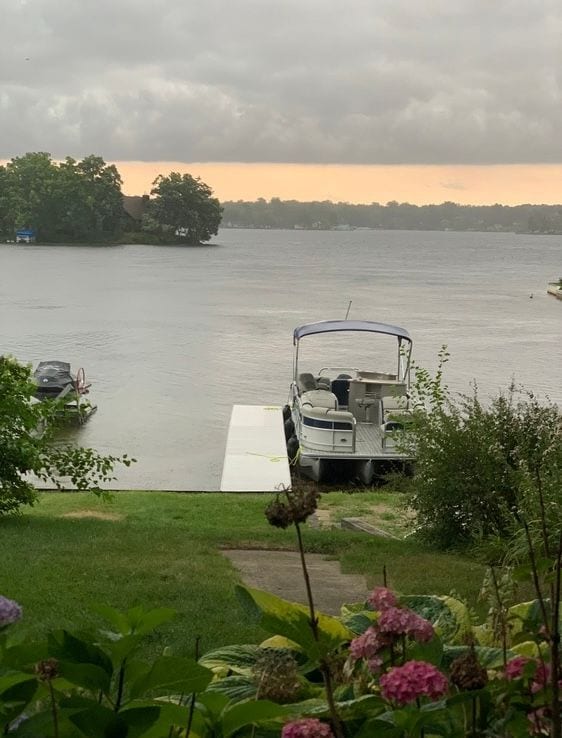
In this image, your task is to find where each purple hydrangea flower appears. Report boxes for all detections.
[0,595,23,627]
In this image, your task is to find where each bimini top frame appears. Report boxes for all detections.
[292,320,413,383]
[293,320,411,344]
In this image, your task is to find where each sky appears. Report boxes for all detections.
[2,0,562,204]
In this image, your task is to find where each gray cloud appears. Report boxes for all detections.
[1,0,561,164]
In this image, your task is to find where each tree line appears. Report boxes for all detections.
[222,197,562,234]
[0,153,222,244]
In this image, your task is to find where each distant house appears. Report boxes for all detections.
[15,229,36,243]
[122,195,149,224]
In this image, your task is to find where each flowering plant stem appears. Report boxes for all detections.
[48,681,59,738]
[185,635,201,738]
[293,519,345,738]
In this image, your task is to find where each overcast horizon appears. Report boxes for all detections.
[2,1,561,203]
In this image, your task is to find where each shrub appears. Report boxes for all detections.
[0,356,133,515]
[400,350,562,550]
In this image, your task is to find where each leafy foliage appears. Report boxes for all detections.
[400,349,562,549]
[148,172,223,244]
[0,153,124,242]
[1,582,559,738]
[0,356,133,515]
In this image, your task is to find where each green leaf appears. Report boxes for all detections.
[205,674,257,702]
[101,633,144,667]
[199,644,261,676]
[340,610,379,635]
[443,645,510,670]
[508,600,545,635]
[221,699,289,737]
[118,706,162,738]
[67,703,128,738]
[93,605,176,637]
[0,673,37,697]
[260,635,302,651]
[129,656,212,699]
[406,632,444,666]
[58,661,111,693]
[195,691,230,719]
[47,631,112,675]
[400,594,472,645]
[236,586,353,662]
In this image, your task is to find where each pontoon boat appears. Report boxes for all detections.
[285,320,413,483]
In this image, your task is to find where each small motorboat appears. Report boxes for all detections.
[33,361,97,423]
[285,320,414,483]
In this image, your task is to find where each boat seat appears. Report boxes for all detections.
[298,372,317,393]
[316,376,331,391]
[302,406,354,424]
[301,390,338,410]
[381,385,409,420]
[331,376,351,407]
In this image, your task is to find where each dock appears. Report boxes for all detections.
[547,284,562,301]
[220,405,292,492]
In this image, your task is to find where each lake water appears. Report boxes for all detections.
[0,229,560,490]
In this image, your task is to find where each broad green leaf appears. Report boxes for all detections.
[340,610,379,635]
[357,718,402,737]
[1,641,48,669]
[205,675,257,702]
[340,602,369,617]
[93,605,176,637]
[260,635,302,651]
[100,633,144,667]
[511,640,542,658]
[221,699,289,737]
[0,673,37,696]
[10,708,74,738]
[47,631,112,675]
[92,605,130,635]
[67,703,128,738]
[508,600,545,635]
[58,661,111,693]
[195,691,231,719]
[117,705,162,738]
[129,656,212,699]
[406,632,444,666]
[236,586,353,662]
[0,678,38,731]
[400,594,472,645]
[199,644,261,676]
[442,645,510,670]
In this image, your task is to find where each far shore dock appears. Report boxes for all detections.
[547,282,562,300]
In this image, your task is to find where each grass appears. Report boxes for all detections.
[317,490,413,538]
[0,491,486,657]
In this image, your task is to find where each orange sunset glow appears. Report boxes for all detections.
[115,162,562,206]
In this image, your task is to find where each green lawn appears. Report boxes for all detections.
[0,492,485,657]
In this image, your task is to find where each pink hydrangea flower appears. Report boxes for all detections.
[378,607,434,643]
[409,615,434,643]
[368,587,398,611]
[349,626,385,661]
[504,656,531,681]
[531,662,551,693]
[380,661,449,705]
[367,656,383,674]
[0,596,22,627]
[282,718,335,738]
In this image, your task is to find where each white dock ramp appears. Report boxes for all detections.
[220,405,292,492]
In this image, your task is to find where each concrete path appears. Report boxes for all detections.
[222,549,370,615]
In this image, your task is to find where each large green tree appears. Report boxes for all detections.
[148,172,222,243]
[0,153,125,241]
